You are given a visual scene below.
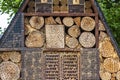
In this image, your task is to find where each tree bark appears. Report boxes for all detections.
[81,17,95,31]
[68,25,80,38]
[63,17,74,27]
[29,16,44,29]
[79,32,96,48]
[25,31,45,47]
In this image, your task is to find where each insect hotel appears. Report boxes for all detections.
[0,0,120,80]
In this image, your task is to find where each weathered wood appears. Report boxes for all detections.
[0,61,20,80]
[63,17,74,27]
[99,20,106,31]
[68,25,80,38]
[103,58,120,73]
[99,38,115,58]
[29,16,44,29]
[61,0,68,5]
[65,35,79,48]
[79,32,96,48]
[73,0,80,4]
[85,8,93,13]
[100,71,111,80]
[85,1,92,8]
[1,52,11,61]
[53,0,59,4]
[81,17,95,31]
[45,25,64,48]
[60,5,68,13]
[116,71,120,80]
[55,17,62,24]
[25,31,45,47]
[10,52,21,63]
[53,5,60,12]
[99,31,108,42]
[45,17,57,25]
[24,24,37,35]
[74,17,81,27]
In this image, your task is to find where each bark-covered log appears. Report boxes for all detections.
[10,52,21,63]
[79,32,96,48]
[85,1,92,8]
[81,17,95,31]
[116,71,120,80]
[85,8,93,13]
[99,20,106,31]
[45,17,57,25]
[99,38,115,58]
[0,61,20,80]
[103,58,120,73]
[25,31,45,47]
[24,24,37,35]
[63,17,74,27]
[74,17,81,27]
[60,5,68,13]
[29,16,44,29]
[68,25,80,38]
[55,17,62,24]
[65,35,79,48]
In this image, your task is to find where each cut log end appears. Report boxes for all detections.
[45,17,57,25]
[74,17,81,27]
[63,17,74,27]
[79,32,96,48]
[10,52,21,63]
[99,20,106,31]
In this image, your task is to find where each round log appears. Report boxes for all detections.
[81,17,95,31]
[99,20,106,31]
[25,31,45,47]
[79,32,96,48]
[100,71,111,80]
[0,61,20,80]
[1,52,11,61]
[10,52,21,63]
[55,17,62,24]
[116,71,120,80]
[99,31,108,42]
[85,8,93,13]
[24,24,37,35]
[29,16,44,29]
[74,17,81,27]
[65,35,79,48]
[99,38,115,58]
[63,17,74,27]
[85,1,92,8]
[45,17,57,25]
[103,58,120,73]
[68,25,80,38]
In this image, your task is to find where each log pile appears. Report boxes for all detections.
[0,51,21,80]
[99,21,120,80]
[25,16,96,48]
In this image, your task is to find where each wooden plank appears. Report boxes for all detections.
[45,25,64,48]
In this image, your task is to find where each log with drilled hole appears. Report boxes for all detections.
[65,35,79,48]
[81,17,95,31]
[45,17,57,25]
[63,17,74,27]
[25,31,45,47]
[68,25,80,38]
[29,16,44,29]
[79,32,96,48]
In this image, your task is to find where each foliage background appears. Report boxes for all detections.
[0,0,120,47]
